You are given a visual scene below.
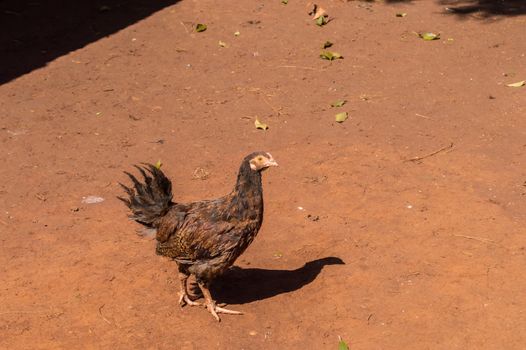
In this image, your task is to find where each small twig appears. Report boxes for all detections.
[453,234,495,244]
[180,21,190,34]
[404,142,454,163]
[104,55,120,65]
[415,113,431,119]
[0,219,7,226]
[98,304,112,324]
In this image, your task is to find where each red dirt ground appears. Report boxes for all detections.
[1,0,526,349]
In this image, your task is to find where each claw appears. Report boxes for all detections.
[205,301,243,322]
[178,292,202,307]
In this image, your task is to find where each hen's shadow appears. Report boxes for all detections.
[210,257,345,305]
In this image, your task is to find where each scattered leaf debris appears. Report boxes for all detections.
[192,167,210,180]
[196,23,207,32]
[320,51,343,60]
[323,41,333,49]
[312,6,326,20]
[331,100,347,107]
[308,3,318,16]
[418,32,440,41]
[335,112,348,123]
[307,214,320,222]
[255,118,269,130]
[507,80,525,87]
[316,15,328,26]
[338,337,350,350]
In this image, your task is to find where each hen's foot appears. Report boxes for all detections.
[205,301,243,322]
[197,280,242,321]
[178,292,202,307]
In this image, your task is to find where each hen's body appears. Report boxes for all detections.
[156,160,264,281]
[119,152,277,321]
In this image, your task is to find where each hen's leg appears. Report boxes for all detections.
[197,281,242,322]
[177,272,201,307]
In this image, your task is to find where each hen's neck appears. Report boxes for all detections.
[229,162,263,218]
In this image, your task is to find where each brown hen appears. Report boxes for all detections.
[119,151,278,321]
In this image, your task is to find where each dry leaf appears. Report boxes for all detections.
[323,41,333,49]
[255,118,269,130]
[307,3,317,16]
[316,15,327,26]
[313,6,326,20]
[320,51,343,60]
[335,112,348,123]
[418,32,440,41]
[331,100,347,107]
[195,23,207,32]
[338,337,350,350]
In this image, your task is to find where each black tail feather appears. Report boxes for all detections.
[118,164,173,226]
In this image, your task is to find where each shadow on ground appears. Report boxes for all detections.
[211,257,345,305]
[0,0,180,85]
[439,0,526,17]
[382,0,526,17]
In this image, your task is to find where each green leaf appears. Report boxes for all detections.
[320,51,343,61]
[335,112,348,123]
[323,41,333,49]
[282,0,288,4]
[419,32,440,41]
[396,12,407,17]
[331,100,347,107]
[316,15,327,26]
[507,80,525,87]
[338,339,350,350]
[155,160,162,169]
[195,23,207,32]
[255,118,269,130]
[218,40,227,47]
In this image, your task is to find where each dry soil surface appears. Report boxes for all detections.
[1,0,526,349]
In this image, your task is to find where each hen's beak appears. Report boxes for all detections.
[265,159,278,167]
[265,153,278,167]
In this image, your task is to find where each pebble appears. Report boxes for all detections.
[82,196,105,204]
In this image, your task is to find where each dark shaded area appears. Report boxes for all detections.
[211,257,345,305]
[440,0,526,17]
[0,0,179,85]
[382,0,526,18]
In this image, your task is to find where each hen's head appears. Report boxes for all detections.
[245,151,278,172]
